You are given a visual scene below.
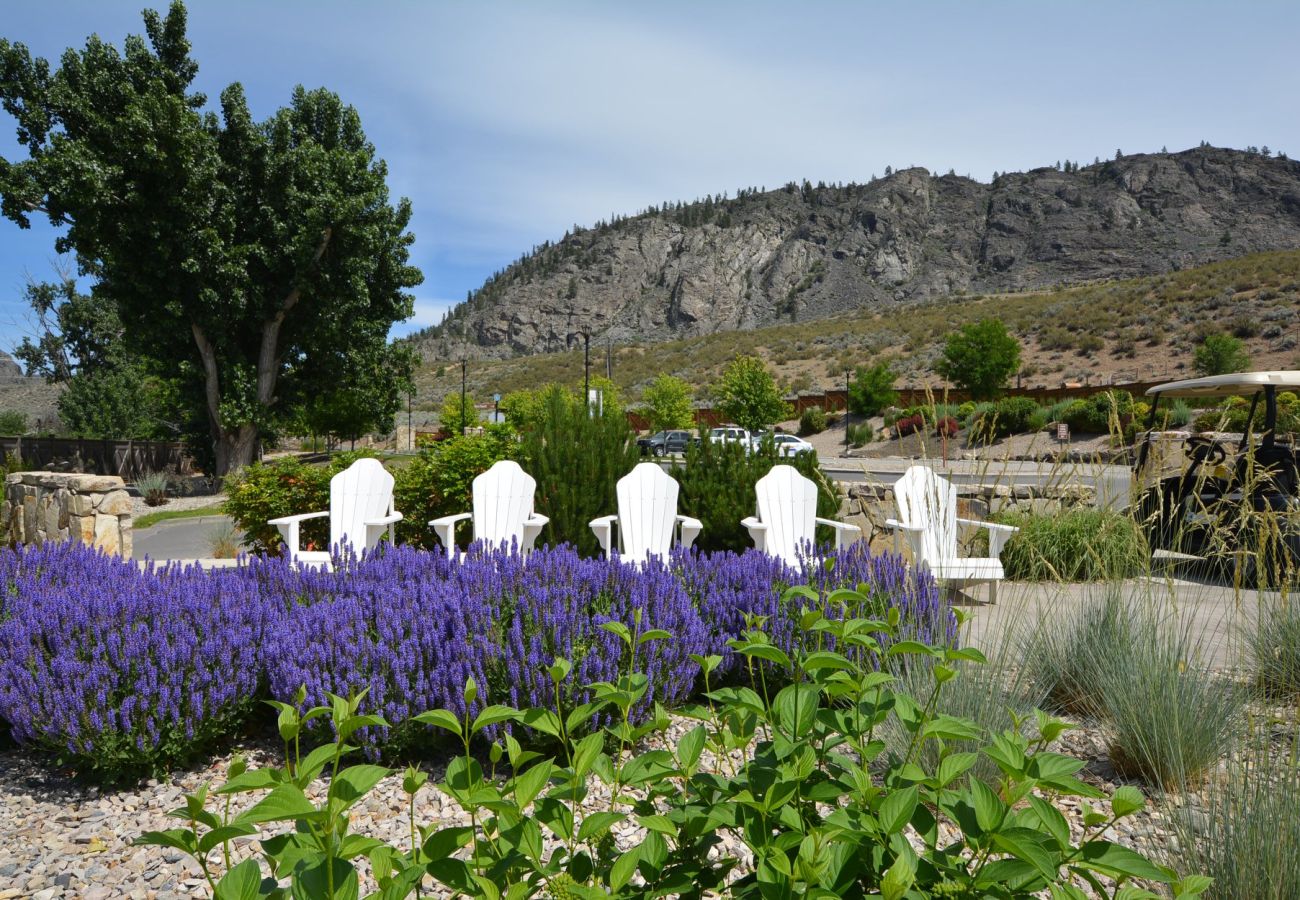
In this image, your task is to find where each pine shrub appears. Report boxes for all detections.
[518,385,640,556]
[672,439,839,553]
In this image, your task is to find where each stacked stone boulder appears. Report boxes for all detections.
[1,472,133,558]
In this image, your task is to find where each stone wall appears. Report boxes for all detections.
[2,472,133,558]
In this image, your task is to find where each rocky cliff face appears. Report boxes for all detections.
[0,351,22,379]
[416,147,1300,359]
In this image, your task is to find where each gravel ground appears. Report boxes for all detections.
[0,707,1235,899]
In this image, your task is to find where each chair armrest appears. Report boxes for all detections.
[589,514,618,557]
[267,510,328,559]
[267,510,329,526]
[816,517,862,552]
[365,512,403,527]
[429,512,471,559]
[741,516,767,552]
[676,515,703,550]
[884,518,924,532]
[956,517,1019,534]
[520,513,549,555]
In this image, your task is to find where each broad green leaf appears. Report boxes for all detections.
[198,824,257,855]
[969,779,1004,834]
[471,704,519,733]
[338,834,384,861]
[511,760,552,809]
[235,783,320,825]
[880,850,916,900]
[412,709,463,737]
[677,725,706,771]
[422,826,474,861]
[1110,785,1145,818]
[801,651,855,672]
[216,768,279,794]
[773,683,820,739]
[879,785,919,835]
[935,752,979,788]
[637,814,677,839]
[1077,841,1172,882]
[1027,796,1072,850]
[1174,874,1214,898]
[133,828,197,854]
[610,846,641,891]
[576,811,624,841]
[517,707,563,739]
[330,764,391,810]
[734,641,793,669]
[992,827,1058,880]
[637,628,672,645]
[572,732,604,778]
[292,855,358,900]
[214,858,262,900]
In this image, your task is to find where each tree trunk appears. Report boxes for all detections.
[214,424,259,476]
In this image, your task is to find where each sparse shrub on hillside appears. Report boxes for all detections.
[798,405,828,435]
[1229,313,1261,338]
[0,410,26,435]
[1193,331,1251,376]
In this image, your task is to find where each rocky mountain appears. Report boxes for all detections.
[0,351,21,379]
[414,147,1300,360]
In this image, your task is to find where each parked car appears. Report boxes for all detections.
[708,425,750,446]
[768,433,816,458]
[637,430,698,456]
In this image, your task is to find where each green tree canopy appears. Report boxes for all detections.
[14,275,179,439]
[847,361,898,416]
[0,3,421,474]
[713,356,790,433]
[1193,332,1251,377]
[641,373,695,432]
[439,391,478,435]
[935,319,1022,401]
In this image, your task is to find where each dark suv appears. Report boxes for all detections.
[637,430,697,456]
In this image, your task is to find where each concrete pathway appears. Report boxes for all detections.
[955,575,1278,671]
[132,513,236,563]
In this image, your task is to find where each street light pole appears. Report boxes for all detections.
[407,388,412,451]
[583,333,591,412]
[460,359,468,436]
[844,370,851,457]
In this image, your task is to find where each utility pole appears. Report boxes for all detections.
[407,388,413,451]
[460,359,468,436]
[583,333,591,413]
[606,339,612,380]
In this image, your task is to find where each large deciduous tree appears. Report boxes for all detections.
[713,356,790,434]
[641,373,695,432]
[0,3,421,474]
[935,318,1022,401]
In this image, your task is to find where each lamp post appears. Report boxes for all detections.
[407,388,413,451]
[460,359,468,436]
[844,369,851,457]
[583,333,591,413]
[493,392,501,424]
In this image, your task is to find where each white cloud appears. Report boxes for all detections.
[407,297,458,329]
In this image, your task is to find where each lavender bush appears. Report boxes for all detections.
[0,544,281,779]
[0,540,944,775]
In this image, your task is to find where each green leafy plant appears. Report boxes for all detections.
[1193,332,1251,377]
[641,373,696,432]
[797,404,827,435]
[0,409,26,434]
[936,318,1022,401]
[223,451,378,554]
[847,361,898,416]
[392,426,518,549]
[672,438,838,552]
[970,396,1045,441]
[135,588,1205,899]
[712,355,790,433]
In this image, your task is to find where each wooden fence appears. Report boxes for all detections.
[0,436,191,480]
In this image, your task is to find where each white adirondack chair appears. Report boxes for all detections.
[268,458,402,570]
[590,462,703,565]
[428,460,549,559]
[741,464,860,566]
[885,465,1019,604]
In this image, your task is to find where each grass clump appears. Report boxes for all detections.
[1099,608,1243,789]
[1166,733,1300,898]
[993,507,1148,582]
[1023,589,1133,718]
[1245,599,1300,698]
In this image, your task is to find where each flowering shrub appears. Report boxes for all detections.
[0,544,281,779]
[1,540,944,775]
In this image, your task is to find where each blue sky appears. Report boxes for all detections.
[2,1,1298,357]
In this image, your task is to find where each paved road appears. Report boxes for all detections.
[133,514,236,562]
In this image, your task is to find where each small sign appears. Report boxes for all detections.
[1057,422,1070,442]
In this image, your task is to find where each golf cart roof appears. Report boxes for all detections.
[1145,371,1300,399]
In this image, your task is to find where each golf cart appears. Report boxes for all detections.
[1135,371,1300,586]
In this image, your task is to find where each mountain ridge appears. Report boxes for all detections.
[412,146,1300,360]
